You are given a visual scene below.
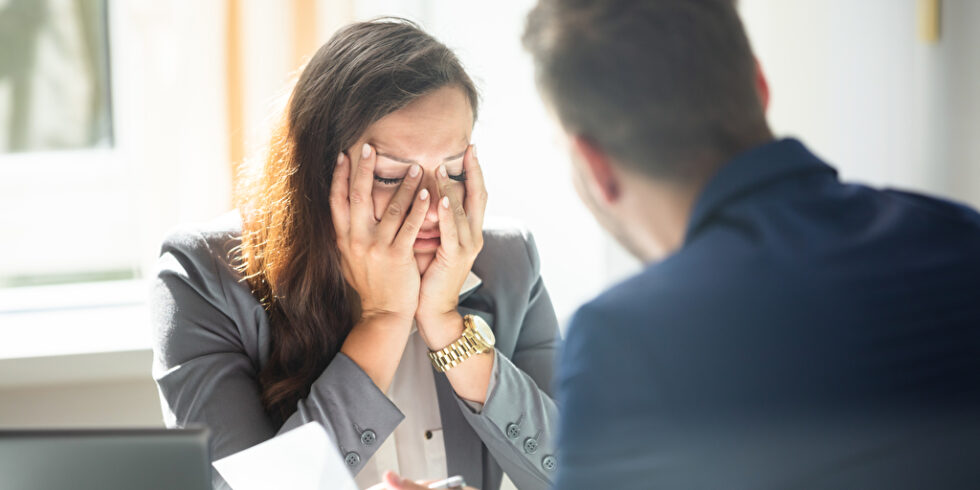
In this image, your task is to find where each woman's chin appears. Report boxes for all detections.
[415,253,435,275]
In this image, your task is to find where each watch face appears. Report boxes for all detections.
[471,316,496,346]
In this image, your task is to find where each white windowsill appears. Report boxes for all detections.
[0,280,153,389]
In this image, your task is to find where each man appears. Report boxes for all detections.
[375,1,980,489]
[518,0,980,489]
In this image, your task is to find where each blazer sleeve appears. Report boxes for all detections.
[452,231,562,490]
[150,229,403,489]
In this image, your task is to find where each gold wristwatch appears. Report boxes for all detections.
[428,314,496,373]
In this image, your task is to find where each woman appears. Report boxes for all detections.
[150,19,560,490]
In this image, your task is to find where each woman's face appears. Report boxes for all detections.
[346,85,474,275]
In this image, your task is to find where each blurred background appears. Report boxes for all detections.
[0,0,978,436]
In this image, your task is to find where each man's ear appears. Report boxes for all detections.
[571,135,621,205]
[755,58,770,112]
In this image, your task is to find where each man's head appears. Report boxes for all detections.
[523,0,772,260]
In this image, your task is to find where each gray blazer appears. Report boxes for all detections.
[150,212,561,490]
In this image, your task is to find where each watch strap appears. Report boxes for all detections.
[429,315,488,372]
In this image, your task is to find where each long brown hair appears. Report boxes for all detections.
[234,19,479,424]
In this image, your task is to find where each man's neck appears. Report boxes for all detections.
[616,136,778,262]
[619,176,703,262]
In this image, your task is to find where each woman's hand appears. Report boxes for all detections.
[334,143,432,392]
[367,471,479,490]
[416,145,488,349]
[331,143,430,324]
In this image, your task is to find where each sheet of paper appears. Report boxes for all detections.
[213,422,358,490]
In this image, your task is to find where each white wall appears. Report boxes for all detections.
[740,0,980,208]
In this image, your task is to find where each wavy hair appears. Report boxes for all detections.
[234,19,479,423]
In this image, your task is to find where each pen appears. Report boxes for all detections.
[426,475,466,489]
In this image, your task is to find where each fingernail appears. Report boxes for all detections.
[409,164,420,178]
[441,196,450,209]
[419,188,429,200]
[336,153,345,166]
[361,143,371,159]
[471,144,478,159]
[439,164,448,178]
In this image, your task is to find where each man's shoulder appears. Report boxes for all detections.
[569,250,729,327]
[879,187,980,229]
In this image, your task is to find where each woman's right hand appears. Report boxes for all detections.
[330,143,430,324]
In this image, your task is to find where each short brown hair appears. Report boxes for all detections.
[523,0,769,179]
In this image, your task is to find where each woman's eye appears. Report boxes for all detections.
[448,170,467,183]
[374,175,403,186]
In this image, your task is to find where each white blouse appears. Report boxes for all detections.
[354,272,485,489]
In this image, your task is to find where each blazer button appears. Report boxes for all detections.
[523,437,538,454]
[505,423,521,439]
[542,455,557,472]
[360,429,377,446]
[345,452,361,467]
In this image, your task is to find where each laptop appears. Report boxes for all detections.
[0,428,211,490]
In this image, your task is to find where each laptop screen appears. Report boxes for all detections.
[0,428,211,490]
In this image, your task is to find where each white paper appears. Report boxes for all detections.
[213,422,358,490]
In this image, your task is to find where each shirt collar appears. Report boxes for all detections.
[684,138,837,242]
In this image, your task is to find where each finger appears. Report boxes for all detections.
[436,196,461,255]
[392,186,430,250]
[350,143,378,240]
[329,152,351,241]
[382,471,417,490]
[382,471,401,489]
[362,471,396,490]
[377,164,423,243]
[462,144,488,234]
[438,164,471,249]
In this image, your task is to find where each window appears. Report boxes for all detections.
[0,0,235,290]
[0,0,234,359]
[0,0,113,154]
[0,0,135,289]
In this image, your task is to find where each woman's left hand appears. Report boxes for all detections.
[367,471,479,490]
[416,144,487,349]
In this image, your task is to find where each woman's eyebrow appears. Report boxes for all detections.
[376,149,467,164]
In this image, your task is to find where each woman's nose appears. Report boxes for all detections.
[421,173,440,225]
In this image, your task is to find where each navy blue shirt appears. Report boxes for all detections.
[555,139,980,489]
